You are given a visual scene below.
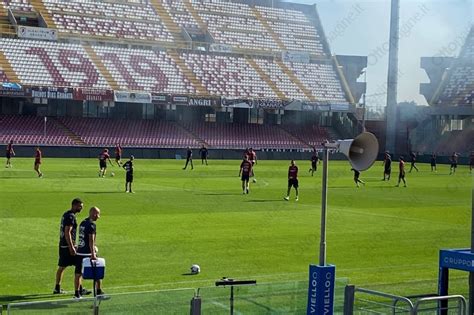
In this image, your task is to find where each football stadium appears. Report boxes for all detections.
[0,0,473,314]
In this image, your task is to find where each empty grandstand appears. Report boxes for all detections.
[0,0,365,150]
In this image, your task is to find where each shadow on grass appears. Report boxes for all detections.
[245,199,283,203]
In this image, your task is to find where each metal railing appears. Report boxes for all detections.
[344,285,468,315]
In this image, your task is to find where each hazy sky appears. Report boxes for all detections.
[285,0,473,107]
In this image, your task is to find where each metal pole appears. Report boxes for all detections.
[470,188,474,315]
[43,116,47,137]
[319,148,329,266]
[362,71,367,132]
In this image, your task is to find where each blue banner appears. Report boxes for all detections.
[440,249,474,272]
[307,264,336,315]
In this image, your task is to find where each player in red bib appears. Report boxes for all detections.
[239,155,253,194]
[98,148,112,177]
[284,160,299,201]
[396,156,407,187]
[34,147,43,178]
[114,144,123,166]
[5,140,15,168]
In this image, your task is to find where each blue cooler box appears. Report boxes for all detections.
[82,258,106,280]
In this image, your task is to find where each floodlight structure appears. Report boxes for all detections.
[307,132,379,315]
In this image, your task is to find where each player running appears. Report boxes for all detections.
[396,156,407,187]
[98,148,112,177]
[34,146,43,178]
[449,152,459,175]
[382,151,392,180]
[239,155,252,194]
[114,144,123,166]
[409,151,419,173]
[5,140,15,168]
[123,155,134,193]
[199,145,209,165]
[309,149,320,176]
[284,160,299,201]
[351,168,365,187]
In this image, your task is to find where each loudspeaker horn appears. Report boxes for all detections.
[337,132,379,171]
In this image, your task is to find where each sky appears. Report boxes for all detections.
[284,0,473,108]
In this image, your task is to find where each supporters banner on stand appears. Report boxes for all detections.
[0,85,30,98]
[114,91,152,104]
[209,44,233,53]
[282,51,310,64]
[151,93,170,104]
[187,96,221,107]
[31,87,74,100]
[73,88,114,102]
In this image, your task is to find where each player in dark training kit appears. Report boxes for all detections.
[449,152,459,175]
[396,156,407,187]
[183,147,194,170]
[309,149,320,176]
[123,155,134,193]
[114,144,123,166]
[409,151,419,173]
[351,168,365,187]
[470,151,474,173]
[5,140,15,168]
[382,151,392,180]
[34,147,43,178]
[239,155,252,194]
[247,148,257,182]
[284,160,299,201]
[54,198,90,296]
[98,148,112,177]
[430,153,437,172]
[199,145,209,165]
[75,206,104,298]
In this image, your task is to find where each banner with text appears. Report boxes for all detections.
[74,88,114,101]
[18,26,57,41]
[307,264,335,315]
[210,43,233,53]
[282,51,310,64]
[31,87,73,100]
[114,91,152,104]
[151,93,170,104]
[187,96,221,107]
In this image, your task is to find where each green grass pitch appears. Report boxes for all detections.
[0,157,471,304]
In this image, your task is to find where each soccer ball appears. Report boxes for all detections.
[110,172,115,177]
[190,264,200,274]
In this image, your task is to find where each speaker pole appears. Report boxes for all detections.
[319,147,329,266]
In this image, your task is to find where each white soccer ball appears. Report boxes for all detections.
[190,264,200,274]
[110,172,115,177]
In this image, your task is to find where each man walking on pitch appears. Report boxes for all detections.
[5,140,15,168]
[123,155,134,193]
[396,156,407,187]
[430,152,437,172]
[183,147,193,170]
[98,148,112,177]
[75,206,104,298]
[409,151,419,173]
[382,151,392,180]
[449,152,459,175]
[284,160,299,201]
[351,168,365,187]
[309,149,319,176]
[54,198,90,296]
[239,155,252,194]
[34,146,43,178]
[199,145,209,165]
[248,147,257,182]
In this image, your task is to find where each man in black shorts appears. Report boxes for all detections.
[54,198,90,295]
[284,160,299,201]
[199,145,209,165]
[183,147,193,170]
[382,151,392,180]
[123,155,134,193]
[309,149,319,176]
[239,155,252,194]
[351,168,365,187]
[98,148,112,177]
[449,152,459,175]
[396,156,407,187]
[409,151,419,173]
[430,152,437,172]
[75,206,104,298]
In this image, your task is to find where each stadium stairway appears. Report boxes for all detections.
[0,6,15,35]
[0,51,19,83]
[83,44,119,91]
[149,0,188,48]
[30,0,55,28]
[183,0,208,32]
[251,7,286,51]
[53,118,86,146]
[167,49,209,95]
[275,59,316,101]
[245,56,287,100]
[174,122,207,147]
